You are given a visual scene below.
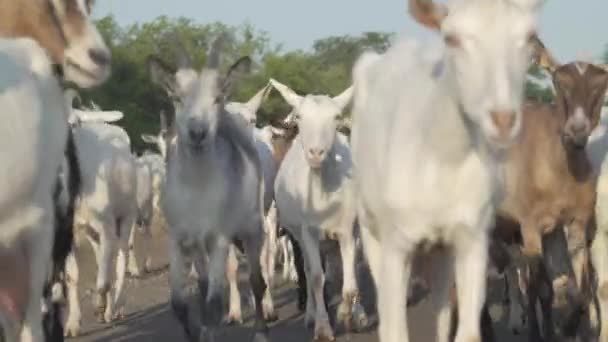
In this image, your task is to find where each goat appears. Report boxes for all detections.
[271,78,368,341]
[350,0,544,341]
[221,82,284,323]
[589,105,608,341]
[151,36,270,342]
[494,38,608,340]
[126,152,165,277]
[0,0,110,340]
[62,101,137,337]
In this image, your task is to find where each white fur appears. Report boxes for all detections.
[587,107,608,340]
[126,153,165,277]
[63,113,137,336]
[224,83,279,322]
[0,37,68,342]
[271,79,367,340]
[161,45,270,341]
[350,1,542,341]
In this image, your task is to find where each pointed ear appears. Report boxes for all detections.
[220,56,252,99]
[408,0,448,31]
[529,35,560,74]
[332,85,354,111]
[245,83,272,114]
[141,134,158,144]
[269,79,303,108]
[147,55,178,96]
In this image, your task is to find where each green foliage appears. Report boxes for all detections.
[84,15,555,152]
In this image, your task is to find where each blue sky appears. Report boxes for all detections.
[94,0,605,63]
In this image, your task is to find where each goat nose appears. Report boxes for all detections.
[188,121,207,145]
[88,48,111,67]
[491,110,516,133]
[308,148,325,157]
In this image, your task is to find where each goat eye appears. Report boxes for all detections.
[444,34,460,48]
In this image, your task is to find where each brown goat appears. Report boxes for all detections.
[0,0,111,88]
[496,36,608,340]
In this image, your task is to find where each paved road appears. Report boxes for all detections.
[68,223,526,342]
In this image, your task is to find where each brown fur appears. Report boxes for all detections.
[496,61,608,338]
[270,123,298,166]
[0,0,89,65]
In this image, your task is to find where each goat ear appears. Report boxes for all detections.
[530,35,559,74]
[220,56,252,99]
[332,85,354,111]
[408,0,448,31]
[141,134,158,144]
[147,56,178,96]
[270,79,303,109]
[246,83,272,114]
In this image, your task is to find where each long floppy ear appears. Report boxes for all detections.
[408,0,448,31]
[269,79,303,108]
[147,56,178,96]
[245,83,272,114]
[529,35,560,74]
[220,56,252,99]
[141,134,159,144]
[332,85,354,111]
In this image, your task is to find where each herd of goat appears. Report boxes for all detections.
[6,0,608,342]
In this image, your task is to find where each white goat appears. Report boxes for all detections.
[153,37,270,342]
[62,102,137,337]
[588,106,608,340]
[0,1,110,339]
[127,152,165,276]
[271,78,368,340]
[0,38,71,342]
[349,0,544,341]
[223,82,283,323]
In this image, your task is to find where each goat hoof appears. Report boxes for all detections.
[314,321,335,341]
[64,320,81,337]
[114,309,126,321]
[264,311,278,323]
[224,313,243,325]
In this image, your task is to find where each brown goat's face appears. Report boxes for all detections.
[23,0,111,87]
[552,62,608,149]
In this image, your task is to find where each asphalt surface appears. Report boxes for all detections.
[67,221,528,342]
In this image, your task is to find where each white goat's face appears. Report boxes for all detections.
[147,38,252,155]
[270,79,352,169]
[409,0,543,149]
[49,0,111,87]
[176,70,223,153]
